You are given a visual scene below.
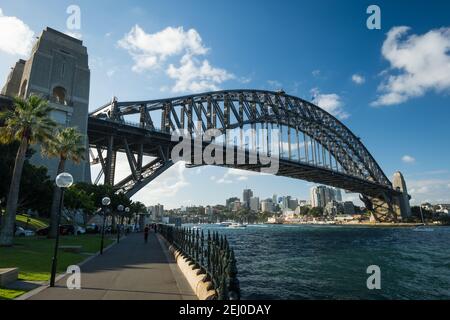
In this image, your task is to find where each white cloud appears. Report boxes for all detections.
[312,70,321,77]
[351,74,365,85]
[167,54,234,93]
[215,168,266,185]
[132,161,190,203]
[402,155,416,164]
[106,68,118,78]
[64,30,82,40]
[372,26,450,106]
[408,179,450,205]
[311,88,349,120]
[0,8,34,56]
[118,25,208,71]
[267,80,282,89]
[118,25,233,92]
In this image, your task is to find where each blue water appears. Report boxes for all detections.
[190,224,450,300]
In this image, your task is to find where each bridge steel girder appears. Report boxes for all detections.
[89,90,405,221]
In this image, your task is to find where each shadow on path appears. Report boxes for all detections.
[28,232,196,300]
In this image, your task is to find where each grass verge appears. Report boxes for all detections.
[0,234,115,299]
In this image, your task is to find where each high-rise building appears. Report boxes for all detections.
[261,199,274,213]
[324,200,343,216]
[232,201,242,212]
[272,194,278,204]
[250,197,260,212]
[226,197,240,210]
[2,27,91,182]
[243,189,253,209]
[147,204,165,221]
[334,188,343,202]
[343,201,355,215]
[288,198,299,210]
[310,186,340,208]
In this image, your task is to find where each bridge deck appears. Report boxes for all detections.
[88,117,399,198]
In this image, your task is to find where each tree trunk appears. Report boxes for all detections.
[48,159,66,239]
[0,138,29,247]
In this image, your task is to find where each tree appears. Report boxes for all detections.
[64,185,96,227]
[309,207,324,217]
[129,201,147,224]
[0,95,56,246]
[0,143,53,216]
[42,127,86,238]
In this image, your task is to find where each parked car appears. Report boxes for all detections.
[75,226,86,235]
[15,226,35,237]
[86,224,100,234]
[36,224,84,236]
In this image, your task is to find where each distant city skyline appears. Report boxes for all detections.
[1,1,449,208]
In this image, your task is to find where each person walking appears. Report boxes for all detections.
[144,224,149,243]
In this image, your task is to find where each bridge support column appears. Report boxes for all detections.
[361,194,399,223]
[361,171,411,222]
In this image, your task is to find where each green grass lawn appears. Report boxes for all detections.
[0,288,26,300]
[0,234,115,300]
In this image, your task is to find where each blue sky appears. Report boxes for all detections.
[1,0,450,208]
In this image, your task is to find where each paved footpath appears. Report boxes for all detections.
[28,232,197,300]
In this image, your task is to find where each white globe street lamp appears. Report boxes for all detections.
[100,196,111,254]
[102,196,111,206]
[116,204,125,243]
[50,172,73,287]
[55,172,74,188]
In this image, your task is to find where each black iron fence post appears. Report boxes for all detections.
[156,224,240,300]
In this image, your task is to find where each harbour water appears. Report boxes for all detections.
[193,224,450,300]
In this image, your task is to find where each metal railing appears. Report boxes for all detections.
[157,224,240,300]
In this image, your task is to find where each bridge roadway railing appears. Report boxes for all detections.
[157,224,240,300]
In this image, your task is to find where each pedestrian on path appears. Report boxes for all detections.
[144,225,149,243]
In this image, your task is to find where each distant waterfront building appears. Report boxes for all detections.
[232,201,242,212]
[310,186,342,208]
[250,197,260,212]
[421,203,434,212]
[324,200,343,216]
[343,201,355,215]
[148,204,164,221]
[281,196,290,210]
[298,200,308,207]
[205,206,214,220]
[272,194,278,204]
[243,189,253,209]
[335,189,343,202]
[435,204,450,214]
[261,199,274,213]
[226,197,240,210]
[288,198,299,210]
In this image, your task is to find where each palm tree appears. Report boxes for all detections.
[42,127,86,238]
[0,95,56,246]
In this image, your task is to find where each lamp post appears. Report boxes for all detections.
[50,172,73,287]
[116,205,124,243]
[124,207,130,234]
[100,196,111,255]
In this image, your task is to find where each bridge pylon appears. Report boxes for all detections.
[361,171,411,222]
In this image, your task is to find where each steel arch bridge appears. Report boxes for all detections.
[87,89,410,222]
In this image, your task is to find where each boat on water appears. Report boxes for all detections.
[413,207,434,232]
[229,223,247,229]
[216,221,234,227]
[413,226,434,232]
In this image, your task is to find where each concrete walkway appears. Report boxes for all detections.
[27,232,197,300]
